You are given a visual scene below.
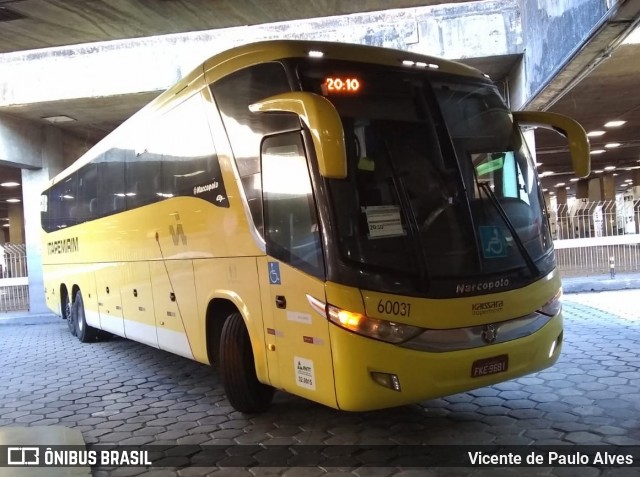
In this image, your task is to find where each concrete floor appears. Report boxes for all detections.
[0,290,639,476]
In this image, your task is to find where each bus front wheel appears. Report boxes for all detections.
[219,312,274,413]
[73,291,98,343]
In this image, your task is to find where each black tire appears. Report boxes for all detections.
[62,292,76,336]
[219,312,274,413]
[73,291,99,343]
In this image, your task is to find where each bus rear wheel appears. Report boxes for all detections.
[219,312,274,413]
[62,292,76,336]
[73,291,98,343]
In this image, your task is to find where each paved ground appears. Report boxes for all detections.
[1,289,639,476]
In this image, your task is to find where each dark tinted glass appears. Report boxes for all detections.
[159,95,228,207]
[97,148,126,216]
[262,132,324,278]
[211,63,298,236]
[77,162,97,222]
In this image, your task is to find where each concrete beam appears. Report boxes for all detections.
[0,114,44,169]
[0,0,522,109]
[512,0,640,110]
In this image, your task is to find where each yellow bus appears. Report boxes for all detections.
[41,40,590,412]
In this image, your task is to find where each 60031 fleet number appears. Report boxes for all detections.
[377,299,411,317]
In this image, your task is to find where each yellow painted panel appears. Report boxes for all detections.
[94,262,125,336]
[259,259,336,409]
[121,262,158,347]
[149,260,199,360]
[358,270,561,329]
[329,313,563,411]
[193,257,268,380]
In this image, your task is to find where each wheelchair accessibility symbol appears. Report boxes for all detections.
[268,262,281,285]
[479,226,507,259]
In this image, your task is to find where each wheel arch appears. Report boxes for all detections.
[205,297,238,367]
[204,294,270,385]
[71,284,80,302]
[59,284,70,317]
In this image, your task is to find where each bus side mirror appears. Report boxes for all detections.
[249,92,347,179]
[513,111,590,178]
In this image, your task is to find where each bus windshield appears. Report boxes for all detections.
[298,61,553,295]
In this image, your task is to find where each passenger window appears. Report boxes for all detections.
[77,163,98,222]
[47,175,77,230]
[96,148,126,216]
[211,62,298,235]
[262,133,324,278]
[159,95,228,206]
[126,128,162,210]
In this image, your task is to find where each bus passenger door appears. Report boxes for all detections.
[258,132,337,408]
[121,262,158,348]
[95,263,125,337]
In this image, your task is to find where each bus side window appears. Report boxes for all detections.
[77,163,98,222]
[261,132,324,279]
[211,62,298,237]
[159,95,226,204]
[48,174,77,229]
[97,148,126,217]
[126,129,162,210]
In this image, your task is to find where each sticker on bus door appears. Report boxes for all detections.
[294,356,316,390]
[268,262,281,285]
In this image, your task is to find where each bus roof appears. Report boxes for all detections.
[201,40,486,83]
[46,40,487,188]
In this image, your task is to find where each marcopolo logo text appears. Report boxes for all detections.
[193,181,219,196]
[456,278,509,295]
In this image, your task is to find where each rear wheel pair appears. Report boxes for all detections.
[72,292,99,342]
[66,291,109,342]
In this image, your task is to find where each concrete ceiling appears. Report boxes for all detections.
[0,0,474,53]
[0,0,639,219]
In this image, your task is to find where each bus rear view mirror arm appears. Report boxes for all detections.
[249,92,348,179]
[513,111,591,178]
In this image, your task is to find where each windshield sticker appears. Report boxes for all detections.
[294,356,316,390]
[479,226,507,259]
[357,156,375,171]
[364,205,405,239]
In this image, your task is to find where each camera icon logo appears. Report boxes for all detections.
[7,447,40,465]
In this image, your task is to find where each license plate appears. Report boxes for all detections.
[471,354,508,378]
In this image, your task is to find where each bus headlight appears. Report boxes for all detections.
[537,290,562,317]
[327,305,423,344]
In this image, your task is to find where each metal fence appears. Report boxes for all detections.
[551,198,640,276]
[0,243,29,312]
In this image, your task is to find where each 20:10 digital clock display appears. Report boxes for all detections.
[324,77,361,93]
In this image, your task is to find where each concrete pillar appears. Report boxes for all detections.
[589,177,602,201]
[600,174,616,236]
[8,202,24,243]
[633,170,640,233]
[576,179,589,199]
[633,169,640,190]
[573,179,591,238]
[555,185,569,239]
[600,174,616,201]
[522,129,536,164]
[21,127,67,313]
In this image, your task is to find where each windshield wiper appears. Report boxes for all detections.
[477,182,539,277]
